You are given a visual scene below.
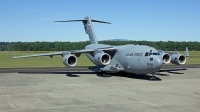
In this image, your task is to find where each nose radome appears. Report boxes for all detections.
[154,57,163,70]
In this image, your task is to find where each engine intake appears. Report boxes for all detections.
[94,53,111,65]
[170,54,186,65]
[162,53,171,64]
[62,54,77,66]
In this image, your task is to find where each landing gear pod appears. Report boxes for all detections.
[94,53,111,65]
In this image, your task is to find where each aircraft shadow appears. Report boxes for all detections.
[105,72,162,81]
[18,71,97,77]
[18,71,162,81]
[158,68,187,76]
[88,67,161,81]
[18,67,187,81]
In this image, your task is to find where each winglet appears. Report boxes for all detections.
[185,47,189,58]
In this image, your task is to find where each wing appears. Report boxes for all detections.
[12,47,115,59]
[12,51,63,58]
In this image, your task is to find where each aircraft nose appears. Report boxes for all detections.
[154,57,163,70]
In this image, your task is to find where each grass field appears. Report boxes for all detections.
[0,51,94,68]
[0,51,200,68]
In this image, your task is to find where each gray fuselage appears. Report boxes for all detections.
[85,44,163,74]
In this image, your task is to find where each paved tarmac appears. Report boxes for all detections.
[0,64,200,73]
[0,66,200,112]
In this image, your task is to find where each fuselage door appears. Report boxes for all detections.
[147,57,154,69]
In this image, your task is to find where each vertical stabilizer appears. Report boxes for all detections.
[83,16,97,44]
[55,16,111,44]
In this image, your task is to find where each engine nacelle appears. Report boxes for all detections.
[94,53,111,65]
[162,53,171,64]
[170,54,186,65]
[62,54,77,67]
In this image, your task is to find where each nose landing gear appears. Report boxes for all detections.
[149,72,157,81]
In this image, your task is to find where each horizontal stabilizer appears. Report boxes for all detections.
[55,19,111,24]
[55,16,110,44]
[91,20,111,24]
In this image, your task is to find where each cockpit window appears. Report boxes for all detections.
[145,52,149,56]
[145,52,152,56]
[145,52,160,56]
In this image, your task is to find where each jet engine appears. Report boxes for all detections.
[94,53,111,65]
[161,53,171,64]
[170,54,186,65]
[62,54,77,67]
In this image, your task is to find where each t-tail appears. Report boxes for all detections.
[55,16,111,44]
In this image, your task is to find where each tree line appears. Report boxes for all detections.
[0,41,200,51]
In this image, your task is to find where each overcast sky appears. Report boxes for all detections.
[0,0,200,42]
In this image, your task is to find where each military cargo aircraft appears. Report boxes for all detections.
[13,16,189,80]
